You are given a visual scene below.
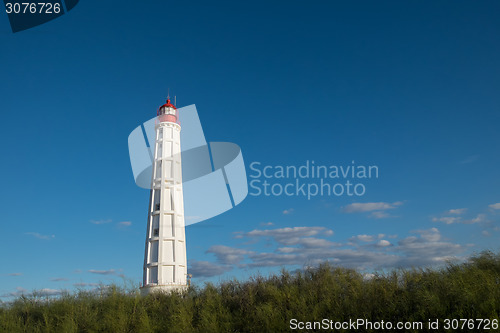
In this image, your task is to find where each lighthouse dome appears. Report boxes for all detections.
[159,98,176,110]
[157,98,178,123]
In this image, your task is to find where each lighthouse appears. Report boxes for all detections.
[141,98,188,294]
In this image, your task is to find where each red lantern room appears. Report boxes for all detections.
[157,98,178,124]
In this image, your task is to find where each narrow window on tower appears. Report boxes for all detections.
[156,161,162,179]
[157,143,162,158]
[148,266,158,284]
[153,189,161,211]
[150,242,159,262]
[152,215,159,238]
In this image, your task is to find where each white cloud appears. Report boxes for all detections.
[244,227,333,246]
[1,287,63,298]
[343,202,403,218]
[432,216,461,224]
[88,269,117,275]
[370,211,391,219]
[90,219,112,225]
[246,248,398,269]
[489,203,500,210]
[117,221,132,227]
[207,245,253,265]
[431,208,468,224]
[394,228,463,266]
[298,237,338,248]
[363,273,375,280]
[26,232,55,240]
[350,234,375,242]
[246,226,332,239]
[417,227,441,242]
[350,233,389,243]
[283,208,294,215]
[233,232,244,239]
[277,247,296,253]
[447,208,467,215]
[199,226,464,276]
[74,282,99,287]
[260,222,274,226]
[34,289,63,297]
[433,213,486,225]
[0,287,27,298]
[462,214,485,224]
[8,273,22,276]
[376,240,391,247]
[189,260,232,278]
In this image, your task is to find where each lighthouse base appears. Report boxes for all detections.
[140,284,188,296]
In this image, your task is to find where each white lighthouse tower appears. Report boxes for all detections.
[141,98,188,294]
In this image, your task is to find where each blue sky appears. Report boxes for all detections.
[0,0,499,299]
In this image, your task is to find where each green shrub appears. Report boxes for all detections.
[0,250,499,332]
